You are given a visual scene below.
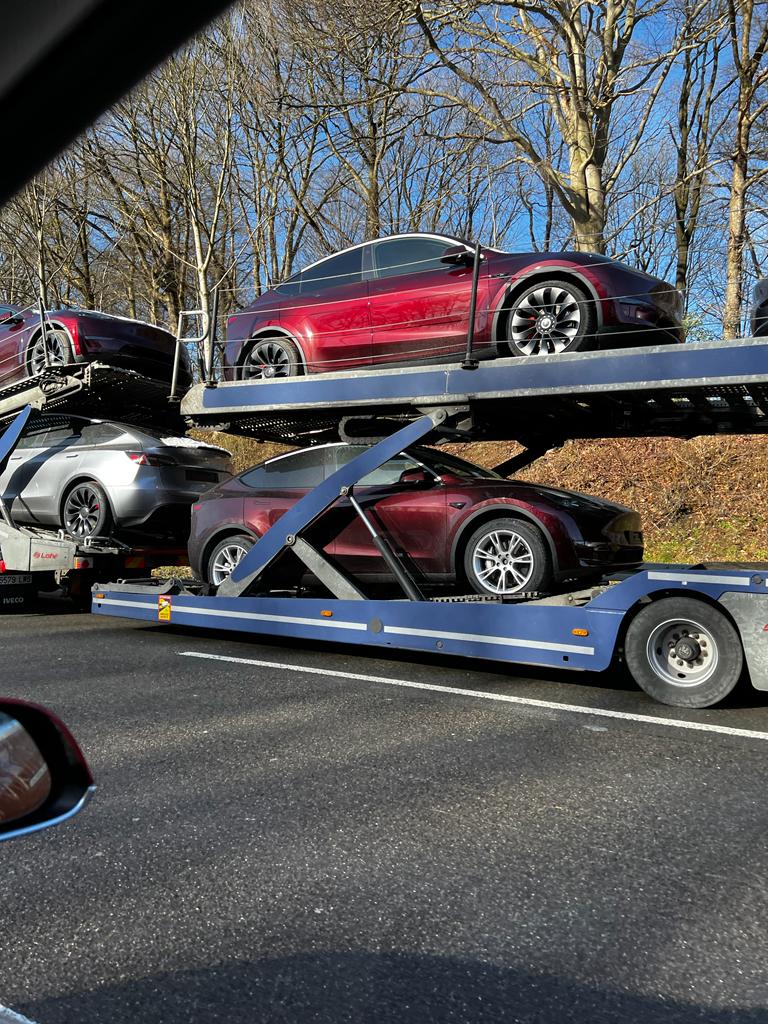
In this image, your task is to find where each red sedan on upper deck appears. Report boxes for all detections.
[0,304,191,388]
[224,233,684,379]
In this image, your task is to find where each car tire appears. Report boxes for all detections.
[624,597,743,708]
[61,481,113,539]
[239,336,302,380]
[506,278,597,356]
[206,534,254,587]
[462,518,552,596]
[26,328,73,375]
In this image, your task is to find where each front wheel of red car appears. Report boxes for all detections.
[239,336,302,380]
[506,279,597,357]
[462,518,552,597]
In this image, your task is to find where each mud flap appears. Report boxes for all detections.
[719,592,768,690]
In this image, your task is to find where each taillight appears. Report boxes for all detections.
[53,316,81,355]
[126,451,177,467]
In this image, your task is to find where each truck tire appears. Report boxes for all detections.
[624,597,743,708]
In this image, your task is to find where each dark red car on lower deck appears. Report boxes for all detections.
[224,233,684,379]
[189,444,643,597]
[0,304,191,388]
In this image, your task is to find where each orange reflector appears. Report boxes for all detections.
[73,557,92,569]
[95,593,105,600]
[572,628,589,637]
[320,610,333,618]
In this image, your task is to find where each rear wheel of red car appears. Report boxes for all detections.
[207,534,254,586]
[462,518,551,596]
[506,279,597,356]
[239,336,302,380]
[26,328,72,375]
[61,481,113,539]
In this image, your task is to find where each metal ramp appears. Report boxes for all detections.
[180,338,768,446]
[0,362,184,432]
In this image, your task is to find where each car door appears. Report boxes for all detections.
[280,247,371,372]
[19,417,84,523]
[367,236,490,365]
[241,447,335,540]
[330,446,448,578]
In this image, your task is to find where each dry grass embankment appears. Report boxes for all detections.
[194,430,768,564]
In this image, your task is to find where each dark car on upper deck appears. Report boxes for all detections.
[0,304,191,389]
[223,232,684,380]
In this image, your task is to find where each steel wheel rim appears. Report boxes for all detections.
[29,330,69,375]
[211,542,249,585]
[509,286,582,355]
[63,486,103,538]
[242,340,293,380]
[646,617,719,687]
[471,529,534,595]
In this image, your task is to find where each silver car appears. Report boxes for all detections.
[751,279,768,337]
[0,414,232,540]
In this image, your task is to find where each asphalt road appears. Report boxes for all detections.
[2,600,768,1023]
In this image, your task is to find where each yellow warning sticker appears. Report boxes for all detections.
[158,595,172,621]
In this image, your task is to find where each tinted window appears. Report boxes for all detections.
[299,247,363,293]
[16,416,80,448]
[240,448,331,489]
[373,237,452,280]
[418,449,503,481]
[334,446,424,486]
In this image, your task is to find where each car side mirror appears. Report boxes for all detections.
[440,245,476,266]
[0,699,94,842]
[0,314,23,326]
[398,467,432,487]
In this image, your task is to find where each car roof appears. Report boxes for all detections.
[292,232,468,278]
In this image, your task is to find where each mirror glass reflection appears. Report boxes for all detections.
[0,712,51,826]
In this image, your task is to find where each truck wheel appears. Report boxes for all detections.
[624,597,743,708]
[463,518,551,596]
[207,535,254,586]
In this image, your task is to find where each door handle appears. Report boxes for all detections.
[449,501,466,509]
[64,453,79,458]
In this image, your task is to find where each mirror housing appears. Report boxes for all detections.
[398,467,432,486]
[0,699,94,842]
[440,244,476,266]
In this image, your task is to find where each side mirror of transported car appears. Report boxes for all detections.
[398,467,432,486]
[0,699,94,842]
[440,244,475,266]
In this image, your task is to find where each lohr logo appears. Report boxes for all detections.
[33,552,59,560]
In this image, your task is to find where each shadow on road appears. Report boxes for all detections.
[21,951,768,1024]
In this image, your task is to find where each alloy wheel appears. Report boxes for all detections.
[509,285,582,355]
[241,340,295,380]
[63,485,104,538]
[210,541,250,586]
[29,329,70,375]
[471,529,535,594]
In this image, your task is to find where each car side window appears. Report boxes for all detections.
[299,247,363,294]
[334,446,422,486]
[74,423,124,446]
[16,417,79,449]
[240,448,331,489]
[373,237,452,281]
[16,424,51,449]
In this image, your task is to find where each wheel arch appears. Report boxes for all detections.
[492,267,603,354]
[450,505,559,579]
[238,327,308,379]
[25,320,78,372]
[58,474,114,528]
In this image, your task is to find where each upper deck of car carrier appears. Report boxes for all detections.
[181,337,768,446]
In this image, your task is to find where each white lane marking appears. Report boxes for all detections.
[0,1004,40,1024]
[382,623,594,656]
[179,651,768,741]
